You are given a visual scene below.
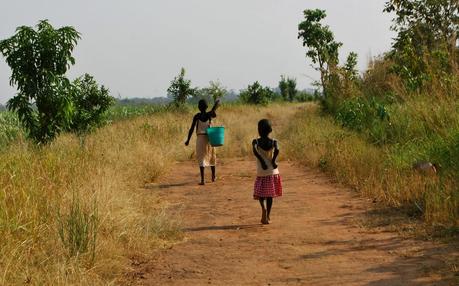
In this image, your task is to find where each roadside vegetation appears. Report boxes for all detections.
[295,1,459,227]
[0,0,458,284]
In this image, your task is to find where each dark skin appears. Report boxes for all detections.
[185,100,220,185]
[252,133,279,224]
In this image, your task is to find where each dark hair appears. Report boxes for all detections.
[198,99,208,112]
[258,119,272,136]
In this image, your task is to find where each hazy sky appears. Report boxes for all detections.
[0,1,395,103]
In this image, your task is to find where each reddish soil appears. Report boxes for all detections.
[128,159,458,286]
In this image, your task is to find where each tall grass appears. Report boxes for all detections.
[2,100,454,285]
[282,103,458,226]
[216,103,301,158]
[0,103,302,285]
[0,110,191,285]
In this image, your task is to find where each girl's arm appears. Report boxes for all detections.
[185,115,198,146]
[252,139,268,170]
[209,99,221,118]
[272,139,279,169]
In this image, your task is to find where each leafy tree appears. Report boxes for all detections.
[240,81,272,105]
[191,80,227,104]
[384,0,458,52]
[167,68,197,106]
[279,76,298,102]
[279,75,289,101]
[298,9,342,98]
[69,74,114,141]
[207,80,227,102]
[384,0,459,90]
[0,20,80,144]
[189,87,213,104]
[286,77,298,102]
[344,52,359,81]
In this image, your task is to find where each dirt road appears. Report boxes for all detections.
[128,159,457,285]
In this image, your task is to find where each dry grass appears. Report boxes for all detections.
[0,111,190,285]
[2,101,455,285]
[215,103,302,159]
[0,103,302,285]
[282,103,457,226]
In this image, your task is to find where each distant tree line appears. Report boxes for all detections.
[166,67,318,106]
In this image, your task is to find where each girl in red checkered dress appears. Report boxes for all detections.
[252,119,283,224]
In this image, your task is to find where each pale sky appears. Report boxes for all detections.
[0,0,395,103]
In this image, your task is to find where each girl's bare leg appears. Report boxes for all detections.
[211,166,216,182]
[258,198,269,224]
[199,167,205,185]
[267,197,273,221]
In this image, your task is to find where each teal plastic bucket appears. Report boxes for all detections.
[207,126,225,147]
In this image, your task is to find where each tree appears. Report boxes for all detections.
[384,0,459,90]
[344,52,359,81]
[279,76,298,102]
[167,68,196,106]
[0,20,80,144]
[69,74,114,141]
[298,9,342,98]
[207,80,227,102]
[279,75,289,101]
[190,87,213,104]
[384,0,458,52]
[240,81,272,105]
[191,80,227,104]
[286,77,298,102]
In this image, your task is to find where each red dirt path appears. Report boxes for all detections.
[128,159,457,286]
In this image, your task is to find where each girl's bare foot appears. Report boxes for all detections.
[199,181,205,185]
[212,175,216,182]
[261,209,269,224]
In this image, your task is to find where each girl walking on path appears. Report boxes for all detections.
[185,99,220,185]
[252,119,283,224]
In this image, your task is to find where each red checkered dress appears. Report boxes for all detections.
[253,174,283,199]
[253,140,283,199]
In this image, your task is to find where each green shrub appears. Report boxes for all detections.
[335,97,390,144]
[69,74,115,140]
[239,81,274,105]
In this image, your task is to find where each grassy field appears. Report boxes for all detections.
[0,103,301,285]
[282,102,458,230]
[0,101,457,284]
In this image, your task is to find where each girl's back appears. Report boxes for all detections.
[255,139,279,177]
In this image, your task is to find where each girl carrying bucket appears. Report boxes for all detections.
[185,99,220,185]
[252,119,283,224]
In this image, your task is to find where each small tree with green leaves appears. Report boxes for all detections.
[287,77,298,101]
[279,76,298,102]
[344,52,359,81]
[207,80,227,102]
[298,9,342,98]
[190,88,213,104]
[0,20,80,144]
[69,74,114,143]
[240,81,272,105]
[191,80,227,104]
[167,68,197,106]
[279,75,289,101]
